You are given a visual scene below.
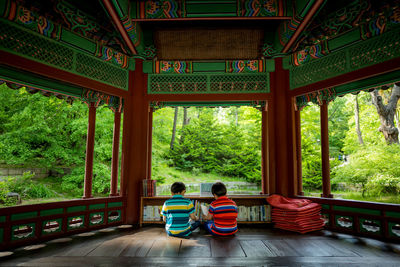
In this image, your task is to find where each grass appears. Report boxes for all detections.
[154,164,249,185]
[304,190,400,204]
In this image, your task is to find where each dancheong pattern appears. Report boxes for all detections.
[154,61,193,74]
[139,0,180,19]
[2,0,61,40]
[291,41,329,66]
[226,60,265,73]
[242,0,283,17]
[94,44,129,69]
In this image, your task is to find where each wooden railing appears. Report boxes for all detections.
[299,196,400,243]
[0,196,126,250]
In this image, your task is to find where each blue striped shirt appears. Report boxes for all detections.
[161,195,195,236]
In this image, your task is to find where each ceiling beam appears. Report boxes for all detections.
[101,0,137,55]
[282,0,324,53]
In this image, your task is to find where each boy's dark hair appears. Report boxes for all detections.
[211,182,227,197]
[171,182,186,193]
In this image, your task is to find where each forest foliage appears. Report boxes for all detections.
[1,82,400,205]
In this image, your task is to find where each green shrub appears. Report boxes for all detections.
[61,163,111,197]
[0,178,17,207]
[4,172,56,200]
[366,174,400,196]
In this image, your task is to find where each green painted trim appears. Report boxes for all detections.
[359,218,381,234]
[108,201,123,208]
[155,101,262,107]
[0,216,5,223]
[0,65,83,98]
[89,203,106,210]
[11,211,38,221]
[0,0,6,16]
[186,13,237,17]
[333,206,380,216]
[328,29,361,51]
[388,222,400,238]
[143,60,153,74]
[193,62,225,72]
[0,19,129,90]
[67,206,86,213]
[0,228,3,243]
[335,70,400,96]
[335,215,353,229]
[265,59,275,72]
[89,212,105,226]
[297,0,316,18]
[129,58,136,71]
[61,29,96,54]
[11,223,35,241]
[386,211,400,219]
[40,208,64,217]
[108,210,122,222]
[321,204,330,210]
[67,215,85,230]
[41,218,62,235]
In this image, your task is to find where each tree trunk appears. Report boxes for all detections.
[395,110,400,136]
[182,107,190,126]
[354,95,364,145]
[370,83,400,144]
[170,107,179,150]
[235,107,238,126]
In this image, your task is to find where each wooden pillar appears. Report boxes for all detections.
[83,102,96,199]
[146,107,154,180]
[269,58,296,196]
[122,59,149,224]
[110,110,121,196]
[261,104,269,194]
[320,100,333,198]
[295,109,304,195]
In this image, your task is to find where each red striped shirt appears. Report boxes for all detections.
[209,196,238,235]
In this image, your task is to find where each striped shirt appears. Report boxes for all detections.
[161,195,195,236]
[208,196,238,235]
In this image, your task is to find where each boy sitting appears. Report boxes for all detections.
[204,182,238,236]
[161,182,200,237]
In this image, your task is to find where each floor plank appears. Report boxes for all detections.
[210,237,246,257]
[87,236,131,257]
[179,237,211,257]
[284,239,339,256]
[121,238,155,257]
[146,236,181,257]
[240,240,275,257]
[262,240,301,256]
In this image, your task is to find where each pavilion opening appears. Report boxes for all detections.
[151,104,263,196]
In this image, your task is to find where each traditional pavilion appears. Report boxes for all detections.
[0,0,400,252]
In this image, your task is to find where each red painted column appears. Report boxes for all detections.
[269,58,296,196]
[83,102,96,199]
[123,59,149,224]
[261,105,269,194]
[110,110,121,196]
[295,109,304,195]
[146,107,154,180]
[320,100,333,198]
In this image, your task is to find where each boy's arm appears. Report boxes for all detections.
[204,213,213,221]
[189,213,198,221]
[162,215,166,222]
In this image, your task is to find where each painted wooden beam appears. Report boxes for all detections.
[110,110,122,197]
[83,103,97,199]
[289,57,400,97]
[0,51,129,98]
[101,0,138,55]
[282,0,324,53]
[146,93,271,102]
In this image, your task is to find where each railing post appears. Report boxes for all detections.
[110,110,121,196]
[146,107,154,180]
[295,108,304,195]
[320,100,333,198]
[83,102,96,199]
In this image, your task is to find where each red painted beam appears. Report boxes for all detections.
[0,51,129,98]
[101,0,137,55]
[282,0,324,53]
[320,101,333,198]
[289,57,400,97]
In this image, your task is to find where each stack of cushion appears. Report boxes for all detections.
[266,194,325,234]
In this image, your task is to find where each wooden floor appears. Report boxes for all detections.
[1,225,399,267]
